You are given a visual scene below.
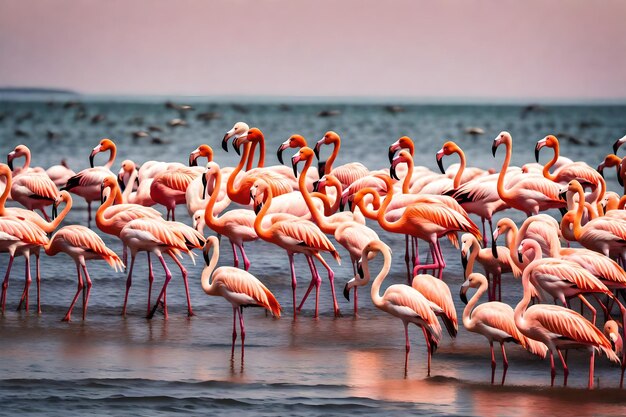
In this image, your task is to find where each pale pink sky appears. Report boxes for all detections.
[1,0,626,100]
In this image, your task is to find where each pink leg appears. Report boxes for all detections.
[549,351,556,387]
[35,253,41,314]
[413,243,440,277]
[403,321,411,376]
[309,257,323,318]
[557,349,569,386]
[481,217,487,248]
[1,255,15,313]
[122,254,136,317]
[63,264,84,322]
[314,253,340,317]
[231,306,238,357]
[421,325,432,377]
[354,286,359,316]
[288,253,297,319]
[500,342,509,385]
[239,243,251,271]
[297,255,320,316]
[81,264,93,320]
[148,254,173,319]
[146,253,154,316]
[39,208,51,222]
[404,235,411,283]
[413,237,419,265]
[231,241,239,268]
[171,207,176,222]
[239,306,246,360]
[122,244,128,269]
[490,341,496,384]
[588,349,595,389]
[169,253,194,317]
[17,255,32,311]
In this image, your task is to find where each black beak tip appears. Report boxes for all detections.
[233,140,241,155]
[7,158,13,171]
[89,154,95,168]
[314,145,321,160]
[343,283,350,301]
[388,148,395,164]
[461,255,468,271]
[348,199,353,212]
[339,199,345,212]
[619,176,624,187]
[534,147,540,163]
[312,180,320,192]
[291,160,299,179]
[459,289,468,305]
[189,156,197,167]
[613,141,620,154]
[518,252,524,263]
[390,166,399,181]
[436,158,446,174]
[221,137,229,152]
[254,203,262,215]
[277,149,284,165]
[203,250,210,266]
[357,262,364,279]
[492,242,499,259]
[491,144,497,157]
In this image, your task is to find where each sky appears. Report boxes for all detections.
[1,0,626,101]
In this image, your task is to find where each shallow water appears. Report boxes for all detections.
[0,98,625,416]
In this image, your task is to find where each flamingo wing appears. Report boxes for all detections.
[213,267,281,316]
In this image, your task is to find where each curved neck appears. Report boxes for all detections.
[402,158,413,194]
[376,181,403,233]
[619,195,626,210]
[496,140,514,201]
[572,186,585,240]
[462,279,487,330]
[253,186,274,241]
[325,140,340,174]
[541,143,559,181]
[41,194,73,233]
[452,149,466,189]
[354,188,380,220]
[465,240,479,278]
[324,176,342,215]
[20,150,31,171]
[204,169,222,228]
[200,240,220,295]
[299,158,335,234]
[0,167,12,214]
[502,220,524,270]
[96,184,119,228]
[104,145,117,169]
[122,169,138,202]
[369,245,392,308]
[514,269,534,326]
[227,143,253,204]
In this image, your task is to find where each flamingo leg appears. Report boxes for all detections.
[297,255,319,315]
[557,349,569,387]
[500,342,509,385]
[122,244,128,269]
[421,325,432,377]
[239,242,251,271]
[171,207,176,222]
[309,257,324,318]
[314,253,340,317]
[288,253,297,319]
[231,241,239,268]
[354,286,359,316]
[481,217,487,248]
[146,253,154,316]
[1,254,15,313]
[148,253,173,320]
[168,253,194,317]
[63,264,83,322]
[490,341,496,384]
[122,254,136,317]
[231,306,238,357]
[17,255,31,311]
[413,242,441,277]
[588,349,595,389]
[404,235,411,283]
[81,263,93,320]
[577,295,597,325]
[549,351,556,387]
[35,253,41,314]
[403,321,410,376]
[87,202,92,228]
[413,237,419,265]
[239,306,246,360]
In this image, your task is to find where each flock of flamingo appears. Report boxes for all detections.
[2,122,626,390]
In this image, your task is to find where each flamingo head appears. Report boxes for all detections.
[189,144,213,166]
[436,141,459,174]
[278,134,307,165]
[233,127,262,155]
[192,210,205,233]
[89,138,114,168]
[291,146,315,178]
[491,131,510,157]
[222,122,249,152]
[613,134,626,154]
[100,175,118,203]
[202,162,219,199]
[390,150,411,180]
[459,273,487,304]
[535,135,557,162]
[202,236,220,266]
[388,136,414,163]
[117,160,136,191]
[251,179,268,214]
[7,145,26,171]
[517,239,540,264]
[604,320,624,356]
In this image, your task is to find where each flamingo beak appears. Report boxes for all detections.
[189,150,198,167]
[254,202,263,215]
[597,162,605,178]
[7,152,14,171]
[613,137,624,154]
[534,145,541,163]
[312,180,320,192]
[436,150,446,174]
[518,250,524,264]
[390,163,399,181]
[461,253,468,272]
[492,240,499,259]
[291,154,300,178]
[343,282,350,301]
[232,137,242,155]
[117,174,126,192]
[459,281,469,305]
[277,142,288,165]
[52,201,58,220]
[492,229,500,241]
[314,139,324,160]
[202,173,208,200]
[357,260,364,278]
[202,245,211,266]
[388,144,397,164]
[347,198,353,212]
[100,183,105,204]
[89,145,101,168]
[558,189,567,201]
[491,142,498,157]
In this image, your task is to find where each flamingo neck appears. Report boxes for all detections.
[572,186,585,240]
[122,169,138,202]
[200,239,220,295]
[402,158,413,194]
[104,145,117,170]
[204,169,222,228]
[453,149,466,189]
[325,139,340,175]
[0,166,12,215]
[299,158,334,234]
[514,268,534,327]
[542,143,559,181]
[354,188,380,220]
[462,278,488,330]
[325,176,342,215]
[496,139,514,202]
[21,148,31,171]
[619,195,626,210]
[44,194,73,233]
[227,143,252,204]
[465,240,479,278]
[369,244,391,308]
[376,180,403,233]
[95,184,119,229]
[501,220,524,270]
[253,186,273,241]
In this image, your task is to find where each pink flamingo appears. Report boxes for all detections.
[150,166,198,221]
[62,138,117,227]
[460,272,547,385]
[515,239,620,389]
[44,225,123,321]
[7,145,59,220]
[492,132,565,216]
[603,320,625,387]
[362,239,442,375]
[200,236,281,358]
[314,131,370,188]
[117,160,156,206]
[188,144,214,167]
[45,159,75,188]
[252,178,341,318]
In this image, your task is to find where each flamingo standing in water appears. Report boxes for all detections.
[44,225,124,321]
[359,239,442,375]
[7,145,60,220]
[63,138,117,227]
[200,236,281,358]
[460,272,547,385]
[514,239,620,389]
[251,178,342,318]
[150,166,198,221]
[314,131,369,188]
[492,132,565,216]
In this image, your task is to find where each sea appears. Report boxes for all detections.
[0,95,625,416]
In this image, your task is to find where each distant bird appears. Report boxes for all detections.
[200,236,281,358]
[460,272,547,385]
[168,118,187,128]
[515,239,620,389]
[361,240,442,376]
[464,127,485,135]
[44,225,123,321]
